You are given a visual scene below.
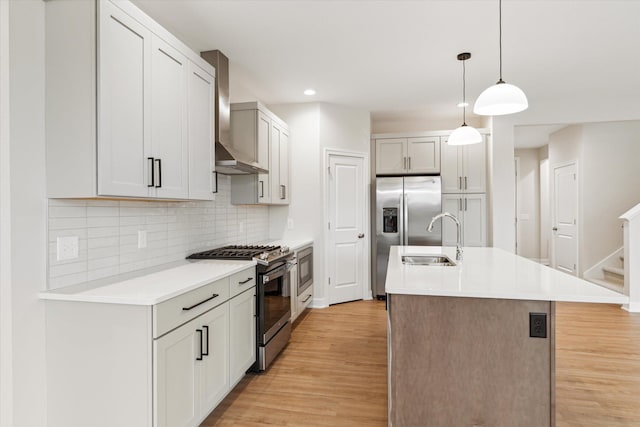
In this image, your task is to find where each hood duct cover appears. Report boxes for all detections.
[200,50,267,175]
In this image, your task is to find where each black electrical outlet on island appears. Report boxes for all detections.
[529,313,547,338]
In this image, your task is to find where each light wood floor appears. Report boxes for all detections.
[201,300,640,426]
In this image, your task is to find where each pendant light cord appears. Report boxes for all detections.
[498,0,504,83]
[462,58,467,126]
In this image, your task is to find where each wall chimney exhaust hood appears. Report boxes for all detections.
[200,50,268,175]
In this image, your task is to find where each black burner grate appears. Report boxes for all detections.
[187,245,279,260]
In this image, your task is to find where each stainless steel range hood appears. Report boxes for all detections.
[200,50,267,175]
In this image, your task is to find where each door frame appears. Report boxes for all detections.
[323,148,371,306]
[0,1,12,424]
[550,160,579,274]
[514,157,520,255]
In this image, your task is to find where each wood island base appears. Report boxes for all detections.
[388,294,556,427]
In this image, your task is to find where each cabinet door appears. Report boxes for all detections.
[187,62,215,200]
[440,139,461,193]
[441,195,462,247]
[154,318,200,427]
[150,36,189,199]
[376,139,406,175]
[257,112,271,203]
[270,121,283,204]
[278,129,290,204]
[462,194,487,247]
[406,137,440,173]
[462,137,486,193]
[98,1,152,197]
[199,303,230,412]
[229,288,257,386]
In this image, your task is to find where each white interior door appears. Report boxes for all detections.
[328,154,366,305]
[552,162,578,275]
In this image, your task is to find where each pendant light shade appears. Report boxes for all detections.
[449,52,482,146]
[448,124,483,146]
[473,0,528,116]
[474,81,528,116]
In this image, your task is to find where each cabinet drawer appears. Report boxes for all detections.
[229,267,256,298]
[297,286,313,312]
[154,277,229,338]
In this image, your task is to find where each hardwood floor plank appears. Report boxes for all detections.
[201,299,640,426]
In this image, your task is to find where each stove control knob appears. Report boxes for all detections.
[259,252,269,260]
[280,246,289,254]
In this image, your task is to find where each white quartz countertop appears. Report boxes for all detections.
[39,259,256,306]
[385,246,628,304]
[268,238,313,252]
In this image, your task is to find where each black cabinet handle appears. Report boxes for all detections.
[202,325,209,356]
[182,293,219,311]
[147,157,155,187]
[259,180,264,198]
[302,294,312,303]
[280,184,286,200]
[155,159,162,188]
[212,171,218,194]
[239,277,253,285]
[196,329,203,361]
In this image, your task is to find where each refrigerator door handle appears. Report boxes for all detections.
[398,198,404,245]
[403,193,409,245]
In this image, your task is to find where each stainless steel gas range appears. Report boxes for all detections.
[187,245,293,371]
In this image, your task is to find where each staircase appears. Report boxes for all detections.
[590,255,624,293]
[586,250,625,294]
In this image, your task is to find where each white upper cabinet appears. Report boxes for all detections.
[375,138,406,175]
[441,136,486,193]
[187,62,215,201]
[150,36,189,199]
[45,0,215,200]
[230,102,290,205]
[375,137,440,175]
[98,1,152,198]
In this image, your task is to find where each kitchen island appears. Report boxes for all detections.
[385,246,628,427]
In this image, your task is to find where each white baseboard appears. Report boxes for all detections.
[310,297,328,309]
[622,302,640,313]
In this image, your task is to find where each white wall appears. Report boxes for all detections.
[371,113,482,134]
[580,121,640,271]
[7,1,47,425]
[0,0,12,424]
[539,145,550,263]
[514,149,540,260]
[270,102,371,307]
[547,121,640,275]
[491,95,640,253]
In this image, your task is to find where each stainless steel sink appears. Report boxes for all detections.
[401,255,456,266]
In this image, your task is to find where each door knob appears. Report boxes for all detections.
[358,233,365,238]
[552,227,558,231]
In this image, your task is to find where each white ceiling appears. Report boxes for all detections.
[132,0,640,129]
[513,124,567,149]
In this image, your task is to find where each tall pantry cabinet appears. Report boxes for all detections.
[440,136,488,247]
[45,0,216,200]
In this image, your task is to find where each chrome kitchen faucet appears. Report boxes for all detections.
[427,212,463,261]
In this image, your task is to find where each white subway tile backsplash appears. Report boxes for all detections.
[47,176,270,289]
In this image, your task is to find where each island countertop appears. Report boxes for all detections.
[385,246,628,304]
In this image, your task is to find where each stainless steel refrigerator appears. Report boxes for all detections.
[375,176,442,297]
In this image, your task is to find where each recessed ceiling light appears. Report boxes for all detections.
[457,102,469,108]
[304,89,316,96]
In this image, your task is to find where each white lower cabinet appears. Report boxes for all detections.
[44,266,256,427]
[229,287,257,386]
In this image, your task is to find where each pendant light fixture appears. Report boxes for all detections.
[448,52,482,146]
[474,0,528,116]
